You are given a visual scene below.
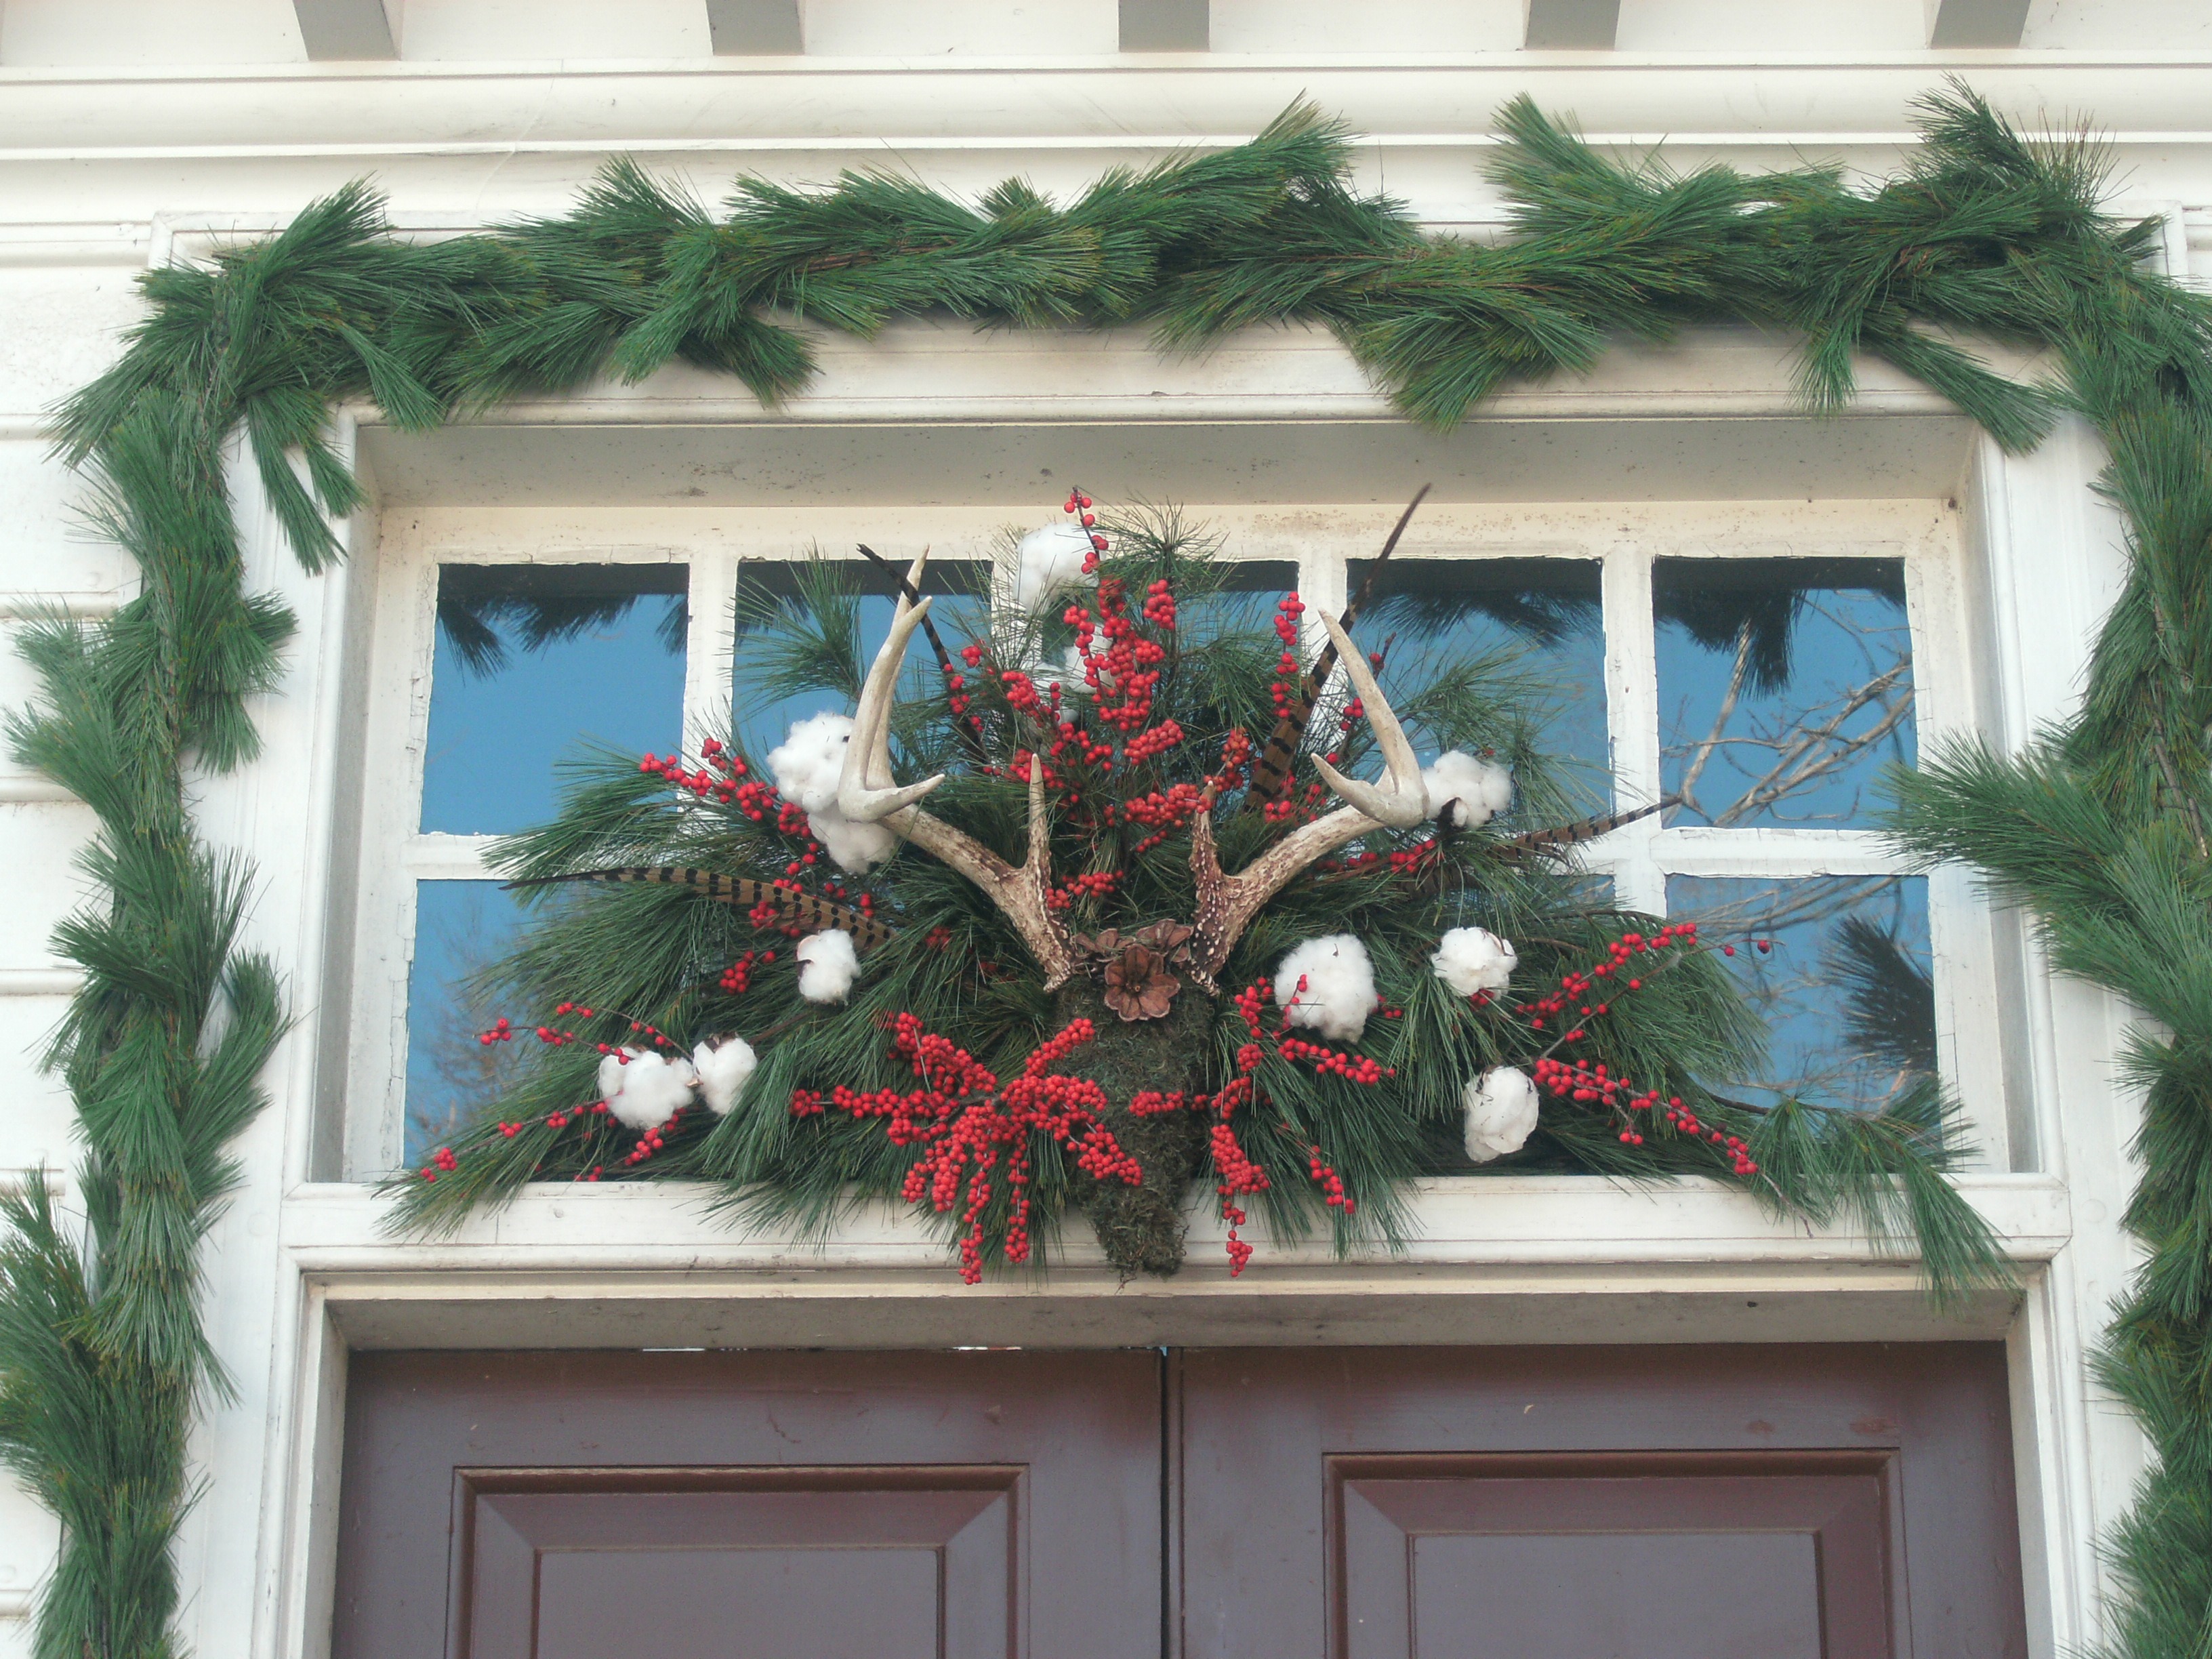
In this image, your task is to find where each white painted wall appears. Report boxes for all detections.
[0,6,2194,1657]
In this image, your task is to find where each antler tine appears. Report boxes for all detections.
[832,550,1078,988]
[1187,613,1427,977]
[1307,611,1426,828]
[839,557,947,822]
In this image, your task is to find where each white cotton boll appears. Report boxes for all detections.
[1014,521,1095,615]
[806,802,897,874]
[767,711,855,816]
[603,1048,699,1130]
[1462,1067,1540,1164]
[1273,934,1378,1044]
[1422,750,1515,830]
[1431,926,1519,997]
[692,1036,759,1116]
[795,928,861,1004]
[766,713,896,871]
[594,1046,638,1105]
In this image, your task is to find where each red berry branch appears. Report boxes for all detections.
[798,1012,1144,1283]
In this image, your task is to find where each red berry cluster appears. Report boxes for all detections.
[1525,922,1699,1036]
[1001,668,1045,716]
[1213,728,1252,793]
[1129,1090,1193,1116]
[800,1012,1142,1284]
[1122,718,1184,765]
[619,1106,684,1167]
[594,1016,682,1058]
[1208,980,1382,1272]
[924,925,955,951]
[1069,577,1169,736]
[1307,1148,1351,1212]
[421,1145,459,1181]
[1265,975,1395,1086]
[1141,578,1176,629]
[639,744,754,804]
[1530,1055,1758,1176]
[718,950,775,994]
[1387,838,1439,878]
[1269,594,1308,719]
[1063,488,1107,571]
[1210,1113,1271,1277]
[478,1006,592,1048]
[1121,781,1210,834]
[1046,869,1118,912]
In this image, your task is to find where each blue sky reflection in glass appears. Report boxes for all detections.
[1667,874,1936,1115]
[404,879,529,1166]
[423,563,688,834]
[1350,556,1609,811]
[1656,557,1914,827]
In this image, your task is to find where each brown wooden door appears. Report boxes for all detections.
[332,1349,1164,1659]
[332,1343,2024,1658]
[1176,1344,2027,1659]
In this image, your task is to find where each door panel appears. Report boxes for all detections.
[462,1470,1019,1659]
[1334,1454,1889,1658]
[332,1350,1162,1659]
[1178,1345,2024,1659]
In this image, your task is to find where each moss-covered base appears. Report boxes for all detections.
[1055,979,1216,1277]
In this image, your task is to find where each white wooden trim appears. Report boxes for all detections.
[202,348,2128,1659]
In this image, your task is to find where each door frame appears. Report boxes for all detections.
[182,353,2139,1659]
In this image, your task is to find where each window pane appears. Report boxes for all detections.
[1655,558,1914,827]
[1351,556,1609,794]
[403,879,528,1166]
[1666,874,1934,1114]
[424,564,689,834]
[733,560,990,756]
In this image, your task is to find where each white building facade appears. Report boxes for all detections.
[0,2,2203,1654]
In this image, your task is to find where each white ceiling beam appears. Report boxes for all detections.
[1925,0,2030,47]
[1524,0,1618,49]
[1120,0,1208,52]
[293,0,401,59]
[706,0,804,54]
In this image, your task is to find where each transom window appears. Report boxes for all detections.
[342,503,2000,1177]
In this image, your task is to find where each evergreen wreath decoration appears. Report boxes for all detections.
[4,79,2207,1658]
[392,498,1994,1287]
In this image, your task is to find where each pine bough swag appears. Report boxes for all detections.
[399,505,1986,1287]
[7,79,2207,1658]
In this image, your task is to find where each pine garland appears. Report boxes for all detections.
[9,79,2207,1658]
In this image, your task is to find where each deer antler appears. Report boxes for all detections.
[1189,611,1427,982]
[839,554,1080,989]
